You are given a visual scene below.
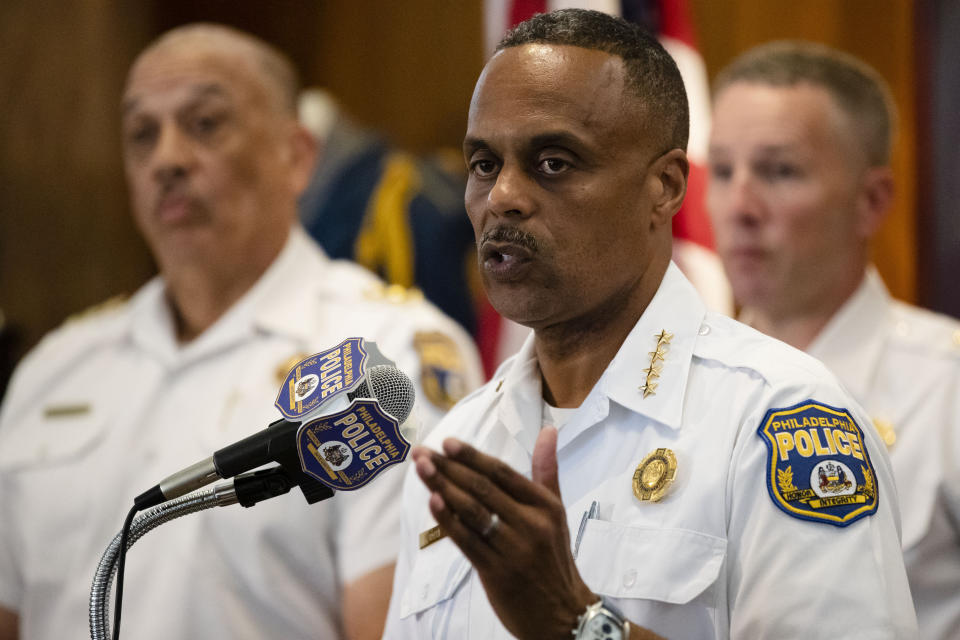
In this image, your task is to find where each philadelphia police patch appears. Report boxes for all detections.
[296,399,409,491]
[758,401,878,527]
[275,337,367,421]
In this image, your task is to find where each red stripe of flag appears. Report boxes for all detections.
[658,0,696,47]
[510,0,548,26]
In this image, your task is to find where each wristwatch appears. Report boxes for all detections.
[573,596,629,640]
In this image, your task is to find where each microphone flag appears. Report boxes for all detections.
[276,336,370,421]
[276,337,413,491]
[296,399,410,491]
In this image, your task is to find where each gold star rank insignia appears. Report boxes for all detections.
[642,364,662,378]
[633,448,678,502]
[640,329,672,398]
[656,330,674,344]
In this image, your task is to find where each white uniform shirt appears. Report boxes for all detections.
[384,263,917,640]
[808,268,960,640]
[0,226,483,639]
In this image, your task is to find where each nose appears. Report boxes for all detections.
[711,168,765,229]
[485,163,535,219]
[151,122,195,186]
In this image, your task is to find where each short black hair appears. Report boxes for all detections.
[498,9,689,152]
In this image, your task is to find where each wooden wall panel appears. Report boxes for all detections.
[691,0,917,303]
[312,1,484,153]
[0,1,155,359]
[0,1,484,366]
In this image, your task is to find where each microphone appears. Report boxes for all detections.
[135,363,415,510]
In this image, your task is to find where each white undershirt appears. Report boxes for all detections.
[541,400,579,431]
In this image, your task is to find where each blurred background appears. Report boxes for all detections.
[0,0,956,393]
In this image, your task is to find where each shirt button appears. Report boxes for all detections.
[698,324,711,336]
[622,569,637,588]
[895,320,909,337]
[421,584,430,601]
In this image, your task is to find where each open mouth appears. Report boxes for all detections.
[480,241,533,280]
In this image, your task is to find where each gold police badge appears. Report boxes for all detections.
[633,448,677,502]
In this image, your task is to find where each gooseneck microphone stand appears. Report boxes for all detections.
[88,465,321,640]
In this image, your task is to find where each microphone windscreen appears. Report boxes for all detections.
[349,365,416,424]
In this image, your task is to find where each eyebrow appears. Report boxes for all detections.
[708,143,798,156]
[122,82,230,116]
[463,130,588,156]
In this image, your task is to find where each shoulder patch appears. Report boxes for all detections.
[757,401,878,527]
[414,331,468,410]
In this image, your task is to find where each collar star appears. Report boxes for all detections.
[640,329,672,398]
[656,330,674,345]
[642,364,662,378]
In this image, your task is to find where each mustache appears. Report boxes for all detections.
[479,226,541,253]
[153,180,194,209]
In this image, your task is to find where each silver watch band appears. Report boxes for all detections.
[573,596,629,639]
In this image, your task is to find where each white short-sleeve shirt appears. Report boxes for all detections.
[384,263,917,639]
[0,226,483,639]
[808,268,960,640]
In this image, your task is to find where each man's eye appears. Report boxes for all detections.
[708,162,732,181]
[126,124,156,147]
[539,158,569,175]
[774,163,799,178]
[470,159,498,178]
[758,162,801,181]
[190,113,225,137]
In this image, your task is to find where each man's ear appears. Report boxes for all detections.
[650,148,689,228]
[856,166,893,239]
[287,122,319,196]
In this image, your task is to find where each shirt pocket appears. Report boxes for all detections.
[576,520,726,604]
[0,399,107,470]
[399,537,472,619]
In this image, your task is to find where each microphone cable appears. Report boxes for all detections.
[92,467,297,639]
[111,504,138,640]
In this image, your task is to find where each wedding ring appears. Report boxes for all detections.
[481,512,500,539]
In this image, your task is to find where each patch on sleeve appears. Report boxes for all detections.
[413,331,469,410]
[757,401,878,527]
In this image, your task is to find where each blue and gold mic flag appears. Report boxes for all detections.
[296,399,409,491]
[275,337,413,491]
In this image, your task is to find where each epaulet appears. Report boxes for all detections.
[32,294,130,361]
[888,300,960,360]
[362,282,426,306]
[2,295,130,421]
[693,312,833,389]
[62,295,129,327]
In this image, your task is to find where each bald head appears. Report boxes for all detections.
[128,23,300,117]
[120,22,316,335]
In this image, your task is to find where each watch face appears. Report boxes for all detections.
[583,613,623,640]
